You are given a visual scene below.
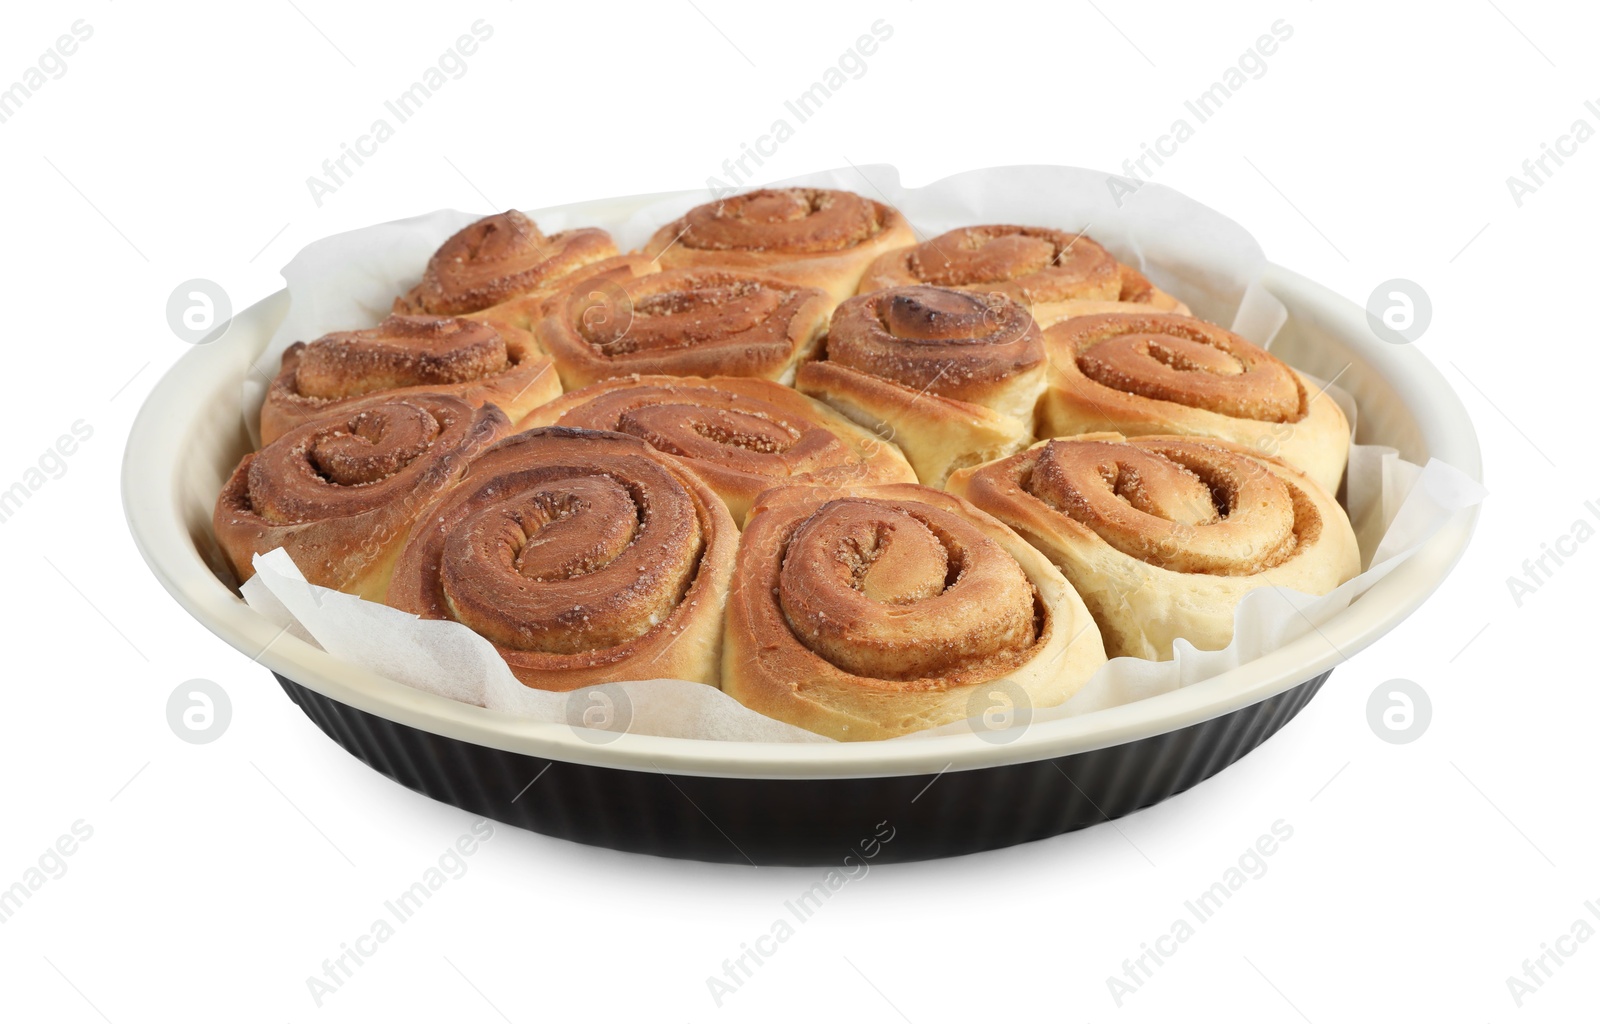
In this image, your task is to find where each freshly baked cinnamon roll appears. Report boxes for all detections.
[645,188,915,303]
[795,285,1046,486]
[519,375,916,524]
[947,434,1359,660]
[857,224,1188,327]
[386,427,737,691]
[259,314,560,445]
[722,482,1106,740]
[214,394,509,599]
[533,265,831,389]
[1038,313,1349,494]
[393,210,617,316]
[466,253,659,337]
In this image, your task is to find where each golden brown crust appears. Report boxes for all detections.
[260,315,559,445]
[792,286,1046,485]
[858,225,1190,327]
[859,225,1120,301]
[947,434,1359,660]
[519,375,915,524]
[1115,265,1170,305]
[793,360,1030,487]
[386,427,736,691]
[1038,313,1349,493]
[722,481,1105,740]
[214,394,510,599]
[464,253,659,336]
[393,210,617,316]
[824,286,1045,418]
[533,265,831,389]
[645,188,916,303]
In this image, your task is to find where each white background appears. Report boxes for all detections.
[1,1,1594,1020]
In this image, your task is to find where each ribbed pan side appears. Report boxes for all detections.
[277,672,1329,865]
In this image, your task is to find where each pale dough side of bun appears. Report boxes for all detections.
[948,435,1360,660]
[722,482,1106,740]
[794,361,1032,487]
[647,208,916,306]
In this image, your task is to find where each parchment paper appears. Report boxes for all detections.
[239,165,1485,743]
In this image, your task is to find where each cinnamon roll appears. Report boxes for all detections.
[533,265,831,389]
[857,224,1188,327]
[466,253,659,337]
[259,314,560,445]
[393,210,617,316]
[794,285,1046,486]
[386,427,737,691]
[214,394,509,599]
[1038,313,1350,494]
[519,375,916,524]
[947,434,1359,660]
[645,188,915,303]
[722,482,1106,740]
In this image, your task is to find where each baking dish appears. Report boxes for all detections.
[123,220,1480,864]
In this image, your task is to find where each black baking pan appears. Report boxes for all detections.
[123,194,1480,865]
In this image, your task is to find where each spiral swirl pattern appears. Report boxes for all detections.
[859,225,1122,302]
[536,267,831,388]
[773,496,1039,680]
[1026,437,1308,574]
[722,483,1104,740]
[1061,314,1302,422]
[644,188,916,302]
[1039,312,1351,494]
[386,427,736,690]
[294,316,509,399]
[394,210,617,316]
[671,188,893,254]
[521,375,916,523]
[214,394,509,597]
[947,434,1359,660]
[261,315,557,444]
[824,285,1044,407]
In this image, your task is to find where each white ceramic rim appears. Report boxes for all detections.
[123,262,1481,781]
